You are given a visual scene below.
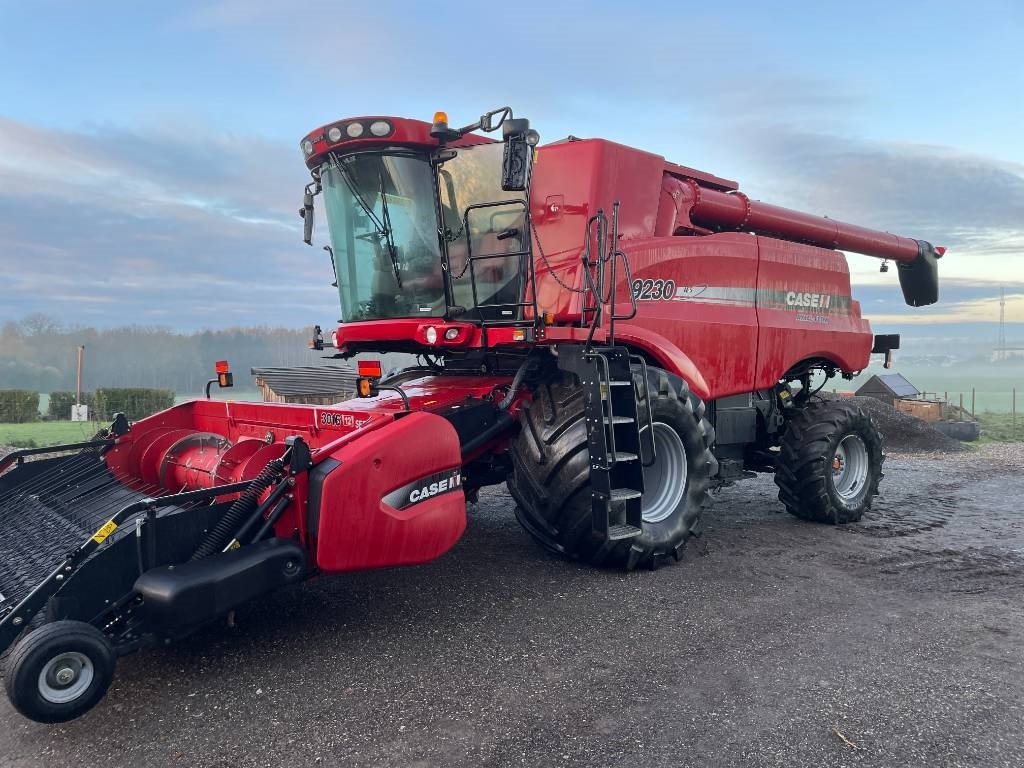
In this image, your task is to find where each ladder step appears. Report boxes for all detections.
[607,380,632,387]
[612,452,638,463]
[606,523,642,541]
[608,488,642,502]
[604,416,635,425]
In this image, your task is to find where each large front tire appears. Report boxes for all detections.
[774,400,884,523]
[508,367,716,570]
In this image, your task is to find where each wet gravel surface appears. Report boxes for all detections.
[1,444,1023,767]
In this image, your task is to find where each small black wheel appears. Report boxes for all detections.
[774,399,884,523]
[4,620,116,724]
[509,366,716,570]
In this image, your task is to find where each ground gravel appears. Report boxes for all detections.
[1,446,1021,767]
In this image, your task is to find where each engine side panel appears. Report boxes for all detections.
[614,233,760,400]
[529,138,666,319]
[753,236,872,388]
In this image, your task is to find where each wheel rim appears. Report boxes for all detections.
[38,652,94,705]
[641,422,688,524]
[832,434,869,504]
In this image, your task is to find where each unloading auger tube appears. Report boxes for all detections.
[664,176,944,306]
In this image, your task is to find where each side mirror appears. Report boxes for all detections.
[300,188,315,245]
[501,119,539,192]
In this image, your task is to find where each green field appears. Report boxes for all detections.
[976,412,1024,443]
[848,361,1024,413]
[0,420,104,448]
[5,411,1023,450]
[2,391,266,448]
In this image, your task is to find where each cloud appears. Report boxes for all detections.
[0,117,337,329]
[730,124,1024,259]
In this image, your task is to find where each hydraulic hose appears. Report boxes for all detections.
[190,456,287,560]
[498,359,530,411]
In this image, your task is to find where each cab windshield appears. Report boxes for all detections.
[321,152,445,321]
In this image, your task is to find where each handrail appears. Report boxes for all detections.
[579,202,632,351]
[458,199,538,334]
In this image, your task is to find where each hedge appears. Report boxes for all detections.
[0,390,41,423]
[94,388,175,421]
[47,391,97,420]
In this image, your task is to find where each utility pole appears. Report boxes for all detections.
[997,287,1006,361]
[71,345,88,422]
[76,345,85,406]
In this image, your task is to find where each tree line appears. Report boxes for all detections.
[0,313,328,394]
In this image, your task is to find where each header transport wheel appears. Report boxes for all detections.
[508,367,716,570]
[774,400,884,524]
[4,621,116,724]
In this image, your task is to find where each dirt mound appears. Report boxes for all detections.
[821,394,965,453]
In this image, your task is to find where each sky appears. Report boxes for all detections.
[1,0,1022,337]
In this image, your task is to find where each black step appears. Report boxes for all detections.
[557,344,646,544]
[606,523,642,541]
[607,488,642,502]
[604,416,635,425]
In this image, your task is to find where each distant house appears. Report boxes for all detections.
[251,365,358,405]
[855,373,920,407]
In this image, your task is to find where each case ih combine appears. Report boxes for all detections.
[0,107,943,723]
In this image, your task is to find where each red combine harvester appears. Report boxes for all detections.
[0,107,943,722]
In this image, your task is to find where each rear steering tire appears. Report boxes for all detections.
[4,620,116,724]
[774,399,884,523]
[508,367,716,570]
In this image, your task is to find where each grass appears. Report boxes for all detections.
[1,392,266,449]
[0,420,104,448]
[976,412,1024,443]
[6,406,1022,450]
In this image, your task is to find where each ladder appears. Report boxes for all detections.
[557,345,656,543]
[559,201,659,544]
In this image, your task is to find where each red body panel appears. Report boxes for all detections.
[752,237,872,388]
[313,412,465,572]
[524,140,878,397]
[102,398,471,570]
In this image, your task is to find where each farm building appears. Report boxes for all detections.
[855,373,920,407]
[251,365,358,405]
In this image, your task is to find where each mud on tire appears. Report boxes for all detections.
[774,399,884,524]
[508,367,717,570]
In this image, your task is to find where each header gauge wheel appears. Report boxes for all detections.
[4,621,116,724]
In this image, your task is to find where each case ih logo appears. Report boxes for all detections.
[785,291,832,309]
[382,469,463,510]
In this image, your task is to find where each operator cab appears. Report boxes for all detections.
[299,110,540,350]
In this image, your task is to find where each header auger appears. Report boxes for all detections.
[0,106,943,723]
